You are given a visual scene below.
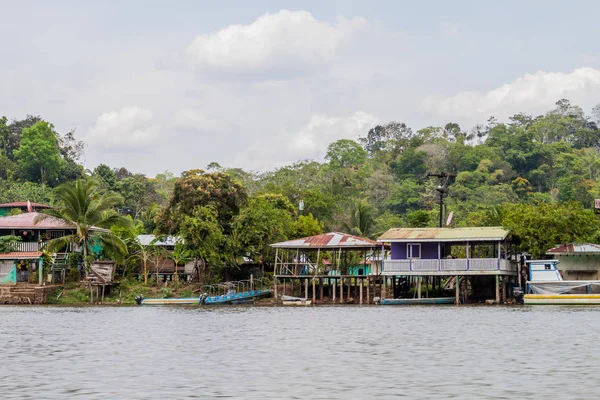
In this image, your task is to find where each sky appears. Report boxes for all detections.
[2,0,600,177]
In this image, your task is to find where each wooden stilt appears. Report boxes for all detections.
[366,277,370,304]
[339,278,344,304]
[455,275,460,305]
[347,278,351,301]
[333,280,336,302]
[312,278,316,302]
[495,275,500,304]
[417,276,422,299]
[304,278,308,299]
[425,276,429,298]
[319,278,323,301]
[274,277,278,300]
[501,277,507,303]
[359,278,363,304]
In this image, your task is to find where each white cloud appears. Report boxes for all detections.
[87,107,159,151]
[289,111,378,155]
[233,111,378,170]
[422,67,600,121]
[172,109,220,131]
[187,10,367,74]
[438,22,462,39]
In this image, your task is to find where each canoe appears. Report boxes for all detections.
[380,297,455,305]
[282,299,312,306]
[136,289,272,306]
[280,295,312,306]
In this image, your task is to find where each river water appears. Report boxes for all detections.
[0,305,598,399]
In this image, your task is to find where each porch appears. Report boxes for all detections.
[382,258,516,275]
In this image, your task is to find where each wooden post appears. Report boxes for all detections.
[38,257,43,285]
[319,278,323,301]
[366,276,370,304]
[502,277,507,303]
[312,277,316,303]
[339,278,344,304]
[417,276,422,299]
[359,278,363,304]
[455,275,460,305]
[346,277,350,301]
[283,279,286,296]
[495,275,500,303]
[425,276,429,298]
[333,280,336,302]
[274,277,278,300]
[304,278,308,299]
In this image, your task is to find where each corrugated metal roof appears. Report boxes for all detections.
[0,212,109,232]
[0,202,50,208]
[547,243,600,254]
[137,234,180,247]
[0,251,42,260]
[377,227,509,242]
[270,232,379,249]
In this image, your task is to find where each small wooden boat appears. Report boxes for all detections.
[280,295,312,306]
[379,297,455,305]
[136,289,272,306]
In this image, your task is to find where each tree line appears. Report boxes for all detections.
[2,98,600,283]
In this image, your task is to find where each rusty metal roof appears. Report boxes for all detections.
[547,243,600,254]
[378,227,509,242]
[0,212,109,232]
[0,251,43,260]
[270,232,380,249]
[0,202,50,208]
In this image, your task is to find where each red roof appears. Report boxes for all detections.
[0,212,72,229]
[0,202,50,208]
[0,212,108,232]
[0,251,42,260]
[270,232,380,249]
[547,243,600,254]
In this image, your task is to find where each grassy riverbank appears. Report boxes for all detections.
[47,278,206,305]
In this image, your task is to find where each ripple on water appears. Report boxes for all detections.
[0,305,599,399]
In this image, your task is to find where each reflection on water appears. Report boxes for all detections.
[0,305,599,399]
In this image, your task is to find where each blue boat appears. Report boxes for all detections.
[135,289,272,306]
[379,297,455,305]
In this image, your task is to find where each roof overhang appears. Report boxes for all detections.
[377,227,509,243]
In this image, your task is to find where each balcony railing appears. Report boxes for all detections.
[382,258,515,274]
[14,242,47,252]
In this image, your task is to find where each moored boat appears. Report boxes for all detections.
[280,295,312,306]
[379,297,455,305]
[524,260,600,305]
[135,289,272,306]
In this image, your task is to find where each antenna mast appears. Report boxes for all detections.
[426,172,455,228]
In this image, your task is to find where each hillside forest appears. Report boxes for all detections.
[2,99,600,279]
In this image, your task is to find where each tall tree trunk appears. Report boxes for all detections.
[143,258,148,284]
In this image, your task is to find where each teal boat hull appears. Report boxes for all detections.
[138,289,272,306]
[380,297,455,305]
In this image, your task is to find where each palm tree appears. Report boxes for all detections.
[35,179,130,269]
[169,241,193,283]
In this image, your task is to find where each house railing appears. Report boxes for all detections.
[382,258,514,274]
[14,242,48,252]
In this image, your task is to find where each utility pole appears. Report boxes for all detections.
[426,172,455,228]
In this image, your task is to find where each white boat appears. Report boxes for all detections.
[524,260,600,305]
[280,295,312,306]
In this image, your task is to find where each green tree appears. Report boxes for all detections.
[325,139,368,169]
[14,121,63,186]
[35,180,130,269]
[233,196,294,265]
[407,210,431,227]
[501,201,599,258]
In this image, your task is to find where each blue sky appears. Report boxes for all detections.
[2,1,600,175]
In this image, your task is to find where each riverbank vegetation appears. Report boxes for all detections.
[2,99,600,292]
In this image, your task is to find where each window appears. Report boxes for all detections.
[47,230,65,239]
[407,243,421,259]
